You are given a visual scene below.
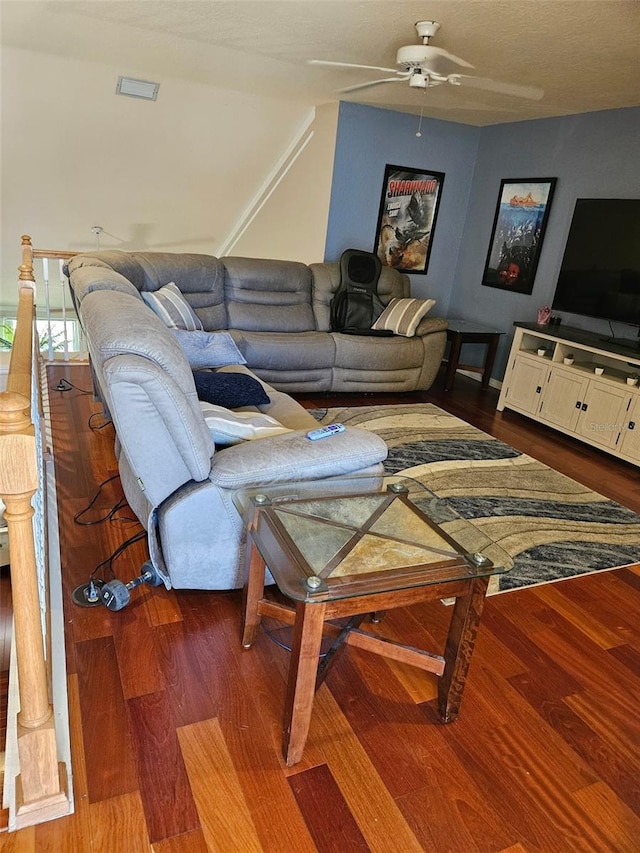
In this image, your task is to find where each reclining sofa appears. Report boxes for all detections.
[65,250,447,591]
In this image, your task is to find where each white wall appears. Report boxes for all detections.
[0,46,319,313]
[228,102,338,263]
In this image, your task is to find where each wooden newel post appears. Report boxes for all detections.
[19,234,36,287]
[0,391,69,820]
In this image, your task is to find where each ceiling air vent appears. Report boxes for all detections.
[116,76,159,101]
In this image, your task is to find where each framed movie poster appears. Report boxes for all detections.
[374,164,445,274]
[481,178,557,294]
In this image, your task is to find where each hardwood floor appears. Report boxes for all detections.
[2,364,639,851]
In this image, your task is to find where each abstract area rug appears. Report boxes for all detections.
[316,404,640,595]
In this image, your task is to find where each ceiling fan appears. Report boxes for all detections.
[309,21,543,102]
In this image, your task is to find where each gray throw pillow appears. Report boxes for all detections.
[171,329,246,369]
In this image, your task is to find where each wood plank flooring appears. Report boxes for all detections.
[1,364,639,851]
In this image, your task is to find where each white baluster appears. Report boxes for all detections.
[42,258,53,362]
[59,260,69,362]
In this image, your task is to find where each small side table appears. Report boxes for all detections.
[445,319,504,391]
[234,475,509,766]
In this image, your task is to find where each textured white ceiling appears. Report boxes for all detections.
[2,0,639,126]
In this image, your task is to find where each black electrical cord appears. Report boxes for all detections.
[74,474,123,525]
[53,378,92,394]
[90,529,147,581]
[109,507,140,524]
[88,412,113,431]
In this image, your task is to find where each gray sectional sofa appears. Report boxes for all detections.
[67,251,448,393]
[65,250,447,591]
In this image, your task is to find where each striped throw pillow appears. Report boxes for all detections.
[198,402,292,446]
[142,282,203,331]
[371,297,436,337]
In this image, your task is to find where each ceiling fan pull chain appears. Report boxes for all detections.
[416,95,426,137]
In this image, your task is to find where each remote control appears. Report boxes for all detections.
[306,423,346,440]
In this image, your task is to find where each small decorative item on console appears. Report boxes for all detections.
[563,354,574,365]
[627,373,639,386]
[537,347,547,357]
[594,366,605,375]
[536,305,551,325]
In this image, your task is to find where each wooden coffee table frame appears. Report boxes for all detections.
[242,535,491,766]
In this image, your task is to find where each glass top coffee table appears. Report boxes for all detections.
[234,474,510,766]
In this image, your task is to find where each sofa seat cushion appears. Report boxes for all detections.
[193,369,271,408]
[236,331,335,371]
[209,427,388,489]
[332,332,424,370]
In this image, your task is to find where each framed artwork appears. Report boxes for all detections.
[481,178,557,294]
[374,164,445,274]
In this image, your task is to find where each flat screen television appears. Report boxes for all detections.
[552,198,640,348]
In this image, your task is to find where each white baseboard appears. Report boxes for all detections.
[455,368,503,391]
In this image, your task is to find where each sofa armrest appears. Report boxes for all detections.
[209,427,387,489]
[414,316,448,337]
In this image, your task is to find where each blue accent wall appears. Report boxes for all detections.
[324,101,480,308]
[326,102,640,379]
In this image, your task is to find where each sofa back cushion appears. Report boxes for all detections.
[79,288,214,504]
[67,251,228,331]
[66,251,149,292]
[223,257,316,332]
[133,252,227,331]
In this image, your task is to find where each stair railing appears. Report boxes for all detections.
[0,237,72,827]
[19,235,80,362]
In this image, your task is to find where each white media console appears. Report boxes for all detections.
[497,322,640,466]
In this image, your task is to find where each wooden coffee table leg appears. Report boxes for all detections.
[282,600,326,766]
[438,576,489,722]
[241,537,266,648]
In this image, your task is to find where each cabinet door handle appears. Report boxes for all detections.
[536,386,542,394]
[581,403,588,411]
[630,421,636,430]
[575,401,581,409]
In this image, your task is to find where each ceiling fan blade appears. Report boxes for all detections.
[451,75,544,101]
[308,59,400,75]
[425,47,474,69]
[339,76,406,94]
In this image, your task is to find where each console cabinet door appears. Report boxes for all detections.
[618,396,640,463]
[574,380,631,449]
[538,367,588,431]
[503,355,549,415]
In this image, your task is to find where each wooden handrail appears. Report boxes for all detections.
[0,237,70,826]
[19,235,81,365]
